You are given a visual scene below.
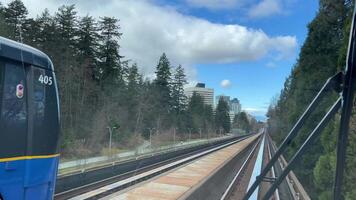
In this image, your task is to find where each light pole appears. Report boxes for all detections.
[188,128,192,142]
[199,128,202,139]
[148,128,155,148]
[173,127,176,146]
[107,125,118,157]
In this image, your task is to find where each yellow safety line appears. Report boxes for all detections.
[0,154,60,162]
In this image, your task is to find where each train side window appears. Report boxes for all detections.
[0,62,27,157]
[31,67,59,155]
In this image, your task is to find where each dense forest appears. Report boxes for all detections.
[0,0,238,158]
[267,0,356,199]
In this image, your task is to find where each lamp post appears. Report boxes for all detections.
[173,127,177,150]
[148,128,155,148]
[107,125,118,157]
[188,128,192,142]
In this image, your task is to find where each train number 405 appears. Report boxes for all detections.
[38,74,53,85]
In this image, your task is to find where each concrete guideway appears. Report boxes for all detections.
[99,134,260,200]
[55,135,248,199]
[59,136,233,174]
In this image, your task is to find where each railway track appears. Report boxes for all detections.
[220,134,262,200]
[54,135,252,199]
[220,132,310,200]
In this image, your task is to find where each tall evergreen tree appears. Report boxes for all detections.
[0,2,11,38]
[55,5,77,47]
[3,0,28,41]
[98,16,123,84]
[187,92,205,132]
[171,65,187,113]
[77,15,99,58]
[215,97,231,133]
[35,9,57,54]
[154,53,173,130]
[233,112,250,133]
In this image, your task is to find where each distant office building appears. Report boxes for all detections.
[230,98,241,114]
[184,83,214,107]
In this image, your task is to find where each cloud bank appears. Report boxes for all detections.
[4,0,297,80]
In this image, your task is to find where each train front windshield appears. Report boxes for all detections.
[0,60,59,161]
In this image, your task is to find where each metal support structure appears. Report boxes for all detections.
[334,5,356,199]
[244,4,356,200]
[262,98,341,200]
[242,72,342,200]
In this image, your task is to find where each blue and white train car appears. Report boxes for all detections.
[0,36,60,200]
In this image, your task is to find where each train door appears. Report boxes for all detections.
[0,60,28,199]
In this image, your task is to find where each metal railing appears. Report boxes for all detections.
[243,4,356,200]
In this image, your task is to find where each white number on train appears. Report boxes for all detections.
[38,74,53,85]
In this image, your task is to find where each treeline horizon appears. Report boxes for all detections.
[0,0,257,158]
[267,0,356,199]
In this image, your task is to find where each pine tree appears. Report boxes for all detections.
[98,16,123,84]
[171,65,187,113]
[233,112,250,133]
[77,15,99,58]
[0,2,11,38]
[154,53,173,120]
[187,92,205,132]
[3,0,28,41]
[55,5,77,47]
[35,9,57,53]
[215,97,231,133]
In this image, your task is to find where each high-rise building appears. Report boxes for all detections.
[184,83,214,107]
[230,98,241,114]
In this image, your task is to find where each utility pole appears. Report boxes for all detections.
[188,128,192,142]
[173,127,176,148]
[148,128,155,148]
[107,125,118,157]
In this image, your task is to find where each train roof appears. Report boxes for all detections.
[0,36,54,70]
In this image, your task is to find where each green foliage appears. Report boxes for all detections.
[233,112,250,133]
[267,0,356,198]
[215,97,230,133]
[98,16,124,84]
[3,0,27,41]
[186,92,214,135]
[0,0,252,161]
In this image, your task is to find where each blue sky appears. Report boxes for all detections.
[159,0,319,118]
[10,0,319,119]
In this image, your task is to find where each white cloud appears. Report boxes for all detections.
[248,0,282,18]
[243,107,267,116]
[185,0,245,10]
[266,61,277,68]
[220,79,232,88]
[4,0,296,80]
